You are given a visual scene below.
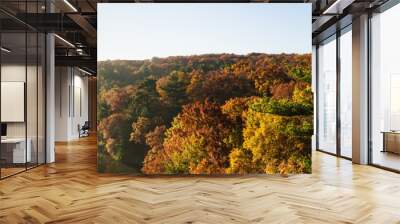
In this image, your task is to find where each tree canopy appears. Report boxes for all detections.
[98,53,312,174]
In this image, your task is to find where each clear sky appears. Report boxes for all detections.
[98,3,311,61]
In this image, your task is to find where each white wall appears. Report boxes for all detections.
[55,67,69,141]
[1,65,39,138]
[1,63,46,164]
[55,67,89,141]
[1,65,26,138]
[71,73,89,138]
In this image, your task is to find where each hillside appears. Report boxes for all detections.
[97,53,313,174]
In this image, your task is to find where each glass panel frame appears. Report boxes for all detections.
[315,24,354,161]
[0,29,28,178]
[370,3,400,172]
[317,34,337,155]
[0,1,47,180]
[339,25,352,159]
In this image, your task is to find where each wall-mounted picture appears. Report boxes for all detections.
[97,3,312,175]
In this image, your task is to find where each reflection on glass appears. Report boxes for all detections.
[371,4,400,171]
[27,32,38,169]
[318,36,337,154]
[340,28,352,158]
[0,1,47,179]
[390,75,400,130]
[38,33,46,165]
[1,32,27,177]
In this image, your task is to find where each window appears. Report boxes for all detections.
[317,35,337,154]
[339,27,352,158]
[0,2,46,179]
[370,3,400,171]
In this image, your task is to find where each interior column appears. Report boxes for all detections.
[352,14,369,164]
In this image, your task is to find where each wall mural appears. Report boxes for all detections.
[97,4,312,175]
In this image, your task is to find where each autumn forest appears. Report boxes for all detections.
[98,53,313,174]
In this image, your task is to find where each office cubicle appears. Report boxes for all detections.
[0,1,46,179]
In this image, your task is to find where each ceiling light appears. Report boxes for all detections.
[323,0,355,15]
[63,0,78,12]
[54,34,75,48]
[1,47,11,53]
[323,0,340,14]
[76,48,86,55]
[78,67,93,76]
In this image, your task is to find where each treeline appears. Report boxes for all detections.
[98,53,313,174]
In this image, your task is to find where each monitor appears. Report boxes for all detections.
[1,123,7,137]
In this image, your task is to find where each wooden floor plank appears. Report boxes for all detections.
[0,135,400,223]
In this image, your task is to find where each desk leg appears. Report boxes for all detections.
[382,133,386,153]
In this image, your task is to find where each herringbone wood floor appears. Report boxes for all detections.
[1,135,400,224]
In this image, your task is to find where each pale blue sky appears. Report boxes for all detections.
[98,3,311,61]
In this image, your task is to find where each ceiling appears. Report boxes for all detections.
[311,0,390,43]
[0,0,393,74]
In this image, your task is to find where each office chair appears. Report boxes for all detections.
[79,121,90,138]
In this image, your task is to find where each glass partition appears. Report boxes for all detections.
[38,32,45,165]
[370,4,400,171]
[339,26,352,158]
[0,2,46,179]
[1,31,28,177]
[27,31,38,169]
[317,35,337,154]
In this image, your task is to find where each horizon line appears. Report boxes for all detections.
[98,51,312,62]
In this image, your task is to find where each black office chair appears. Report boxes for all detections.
[79,121,90,138]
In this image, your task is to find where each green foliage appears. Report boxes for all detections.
[129,78,162,118]
[98,113,132,161]
[287,54,312,83]
[97,99,111,122]
[243,110,312,174]
[187,71,255,104]
[293,86,313,105]
[130,117,153,144]
[98,60,142,90]
[98,53,313,175]
[226,148,254,174]
[288,66,311,83]
[157,71,190,106]
[146,101,234,174]
[221,97,254,149]
[221,97,253,121]
[142,126,167,174]
[156,71,190,121]
[250,97,313,116]
[164,135,208,174]
[97,147,107,173]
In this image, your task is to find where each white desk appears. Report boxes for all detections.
[381,131,400,154]
[1,138,31,163]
